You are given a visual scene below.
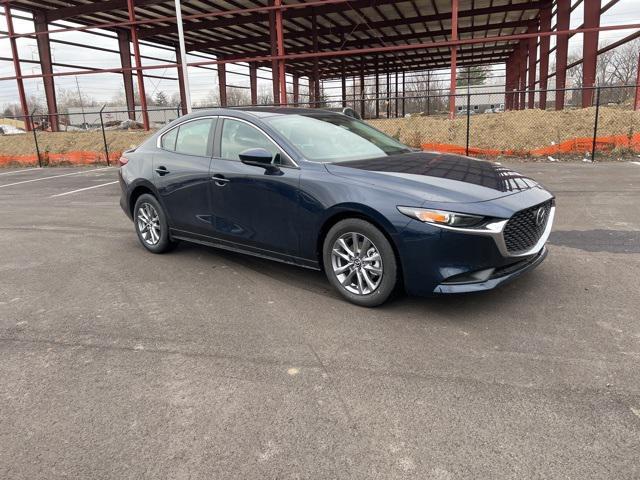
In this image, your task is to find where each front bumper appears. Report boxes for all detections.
[432,247,548,294]
[396,203,554,296]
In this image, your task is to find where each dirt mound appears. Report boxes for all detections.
[0,129,152,156]
[369,107,640,152]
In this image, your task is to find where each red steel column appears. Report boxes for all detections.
[401,70,406,117]
[268,0,280,105]
[555,0,570,110]
[117,31,136,120]
[292,74,299,105]
[34,12,59,131]
[635,51,640,111]
[274,0,287,105]
[449,0,459,119]
[527,20,538,109]
[311,12,320,107]
[538,6,552,109]
[375,57,380,118]
[394,70,399,118]
[341,60,347,107]
[175,45,188,114]
[519,40,528,109]
[582,0,601,107]
[126,0,150,130]
[249,63,258,105]
[218,63,227,107]
[4,3,31,131]
[359,65,365,119]
[505,56,513,110]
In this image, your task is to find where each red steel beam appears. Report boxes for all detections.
[527,20,538,109]
[117,30,136,120]
[126,0,149,130]
[538,5,551,109]
[555,0,570,110]
[34,11,59,131]
[3,2,31,130]
[582,0,601,107]
[449,0,459,119]
[3,23,638,83]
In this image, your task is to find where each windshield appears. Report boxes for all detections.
[264,113,411,162]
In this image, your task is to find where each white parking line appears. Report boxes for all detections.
[50,181,119,198]
[0,167,113,188]
[0,167,41,176]
[631,161,640,166]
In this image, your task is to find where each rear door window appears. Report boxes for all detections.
[160,117,216,156]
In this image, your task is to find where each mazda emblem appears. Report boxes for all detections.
[535,207,547,226]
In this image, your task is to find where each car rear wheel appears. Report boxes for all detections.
[322,218,397,307]
[133,194,176,253]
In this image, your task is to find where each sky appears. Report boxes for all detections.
[0,0,638,111]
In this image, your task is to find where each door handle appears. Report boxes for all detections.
[211,174,230,186]
[155,166,170,176]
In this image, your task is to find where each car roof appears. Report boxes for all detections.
[191,106,345,120]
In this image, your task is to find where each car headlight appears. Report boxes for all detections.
[397,206,486,228]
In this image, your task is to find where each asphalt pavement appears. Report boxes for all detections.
[0,162,639,479]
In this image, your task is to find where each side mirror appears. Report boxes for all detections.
[239,148,280,174]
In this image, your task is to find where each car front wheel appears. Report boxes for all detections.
[322,218,398,307]
[133,193,176,253]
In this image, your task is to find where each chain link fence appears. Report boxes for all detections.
[1,84,639,167]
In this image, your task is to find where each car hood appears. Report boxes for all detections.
[325,151,543,203]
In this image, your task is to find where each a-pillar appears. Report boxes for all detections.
[527,20,538,109]
[117,31,136,120]
[249,63,258,105]
[34,12,58,131]
[449,0,459,119]
[582,0,601,107]
[218,62,227,107]
[555,0,570,110]
[538,6,551,109]
[175,45,188,114]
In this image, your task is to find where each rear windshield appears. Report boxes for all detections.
[264,114,411,162]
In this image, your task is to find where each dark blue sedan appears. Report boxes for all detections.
[118,108,555,307]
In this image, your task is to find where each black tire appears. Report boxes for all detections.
[133,193,177,254]
[322,218,398,307]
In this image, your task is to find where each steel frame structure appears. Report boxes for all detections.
[1,0,639,131]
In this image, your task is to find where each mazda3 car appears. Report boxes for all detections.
[118,108,555,307]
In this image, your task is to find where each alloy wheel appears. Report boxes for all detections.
[331,232,383,295]
[136,202,161,245]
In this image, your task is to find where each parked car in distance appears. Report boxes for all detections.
[118,107,555,307]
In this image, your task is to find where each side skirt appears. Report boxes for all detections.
[170,228,321,271]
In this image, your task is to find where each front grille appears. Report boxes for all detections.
[503,200,553,254]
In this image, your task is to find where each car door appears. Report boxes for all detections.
[209,117,301,258]
[154,117,217,237]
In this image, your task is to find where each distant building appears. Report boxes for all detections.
[66,106,179,127]
[455,85,505,113]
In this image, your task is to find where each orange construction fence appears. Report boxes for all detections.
[422,132,640,157]
[0,150,121,167]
